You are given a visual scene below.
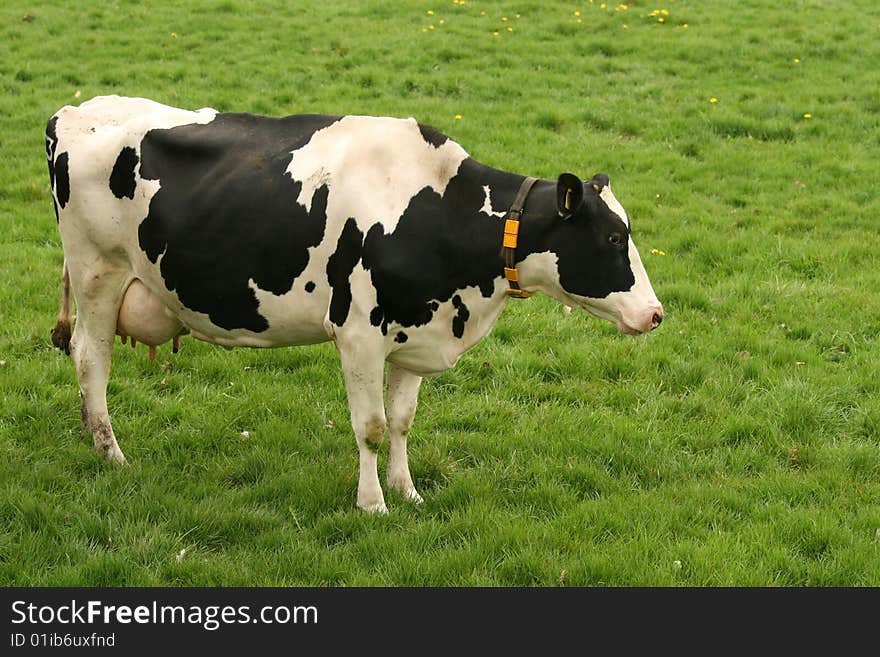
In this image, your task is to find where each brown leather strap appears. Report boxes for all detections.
[501,176,537,298]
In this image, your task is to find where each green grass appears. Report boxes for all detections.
[2,0,880,586]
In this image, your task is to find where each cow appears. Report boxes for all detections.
[47,95,663,513]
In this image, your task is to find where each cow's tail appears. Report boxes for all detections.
[51,260,73,355]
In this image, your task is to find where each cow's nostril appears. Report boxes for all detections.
[652,312,663,329]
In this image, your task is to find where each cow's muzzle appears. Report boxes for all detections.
[619,304,664,335]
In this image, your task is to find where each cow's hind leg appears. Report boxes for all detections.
[68,264,130,463]
[336,337,388,513]
[386,363,423,504]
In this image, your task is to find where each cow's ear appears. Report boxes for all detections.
[590,172,610,193]
[557,173,583,219]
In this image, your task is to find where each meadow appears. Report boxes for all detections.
[1,0,879,586]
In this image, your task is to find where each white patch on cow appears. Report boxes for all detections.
[516,251,563,299]
[479,185,506,218]
[292,167,331,212]
[286,115,469,232]
[247,277,330,346]
[599,185,629,228]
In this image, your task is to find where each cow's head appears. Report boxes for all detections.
[527,173,663,335]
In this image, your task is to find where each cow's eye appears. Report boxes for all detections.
[608,232,625,248]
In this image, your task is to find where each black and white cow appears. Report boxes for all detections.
[47,95,663,512]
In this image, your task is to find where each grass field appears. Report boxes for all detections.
[1,0,879,586]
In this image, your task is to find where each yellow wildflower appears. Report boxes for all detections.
[427,9,434,15]
[650,248,667,256]
[803,113,812,119]
[709,97,718,104]
[454,114,462,120]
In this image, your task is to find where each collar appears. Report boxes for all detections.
[500,176,537,298]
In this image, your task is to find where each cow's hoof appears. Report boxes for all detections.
[399,488,423,504]
[387,474,423,503]
[358,501,388,514]
[98,444,127,465]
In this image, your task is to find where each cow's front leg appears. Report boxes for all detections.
[337,340,388,513]
[386,363,423,504]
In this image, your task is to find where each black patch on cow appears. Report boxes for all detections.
[109,146,139,199]
[394,331,408,343]
[327,218,364,326]
[418,123,449,149]
[54,152,70,210]
[360,159,514,334]
[451,294,470,339]
[136,112,341,332]
[45,116,60,222]
[304,281,316,293]
[368,300,390,335]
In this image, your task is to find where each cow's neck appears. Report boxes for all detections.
[443,159,563,306]
[507,179,562,299]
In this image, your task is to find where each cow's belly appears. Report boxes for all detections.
[130,265,332,348]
